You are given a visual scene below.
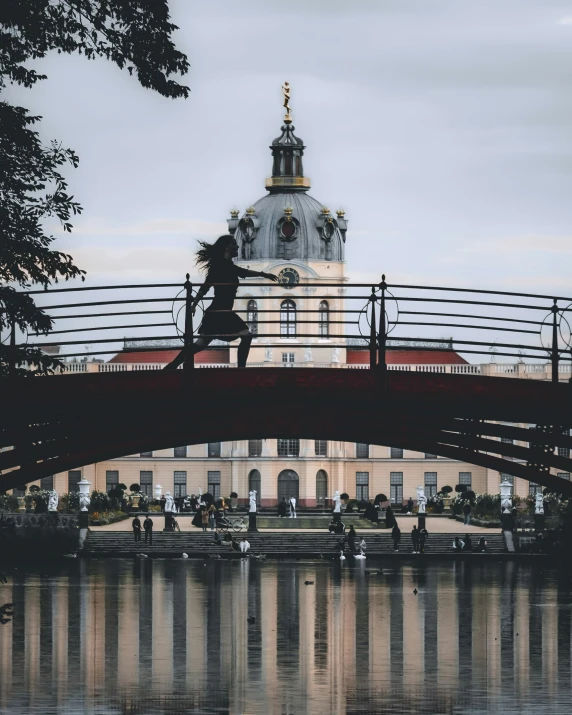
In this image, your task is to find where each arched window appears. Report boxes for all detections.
[319,300,329,337]
[316,470,328,506]
[247,299,258,335]
[249,469,261,505]
[278,469,299,503]
[280,299,296,337]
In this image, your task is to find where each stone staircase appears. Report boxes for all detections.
[84,531,507,558]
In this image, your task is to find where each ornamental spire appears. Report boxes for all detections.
[266,83,310,193]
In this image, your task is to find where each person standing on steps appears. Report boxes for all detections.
[411,525,421,553]
[289,496,297,518]
[164,235,278,370]
[392,523,401,551]
[143,515,153,545]
[419,526,429,553]
[132,516,142,543]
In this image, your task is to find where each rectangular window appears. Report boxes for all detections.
[249,439,262,457]
[390,472,403,505]
[208,470,221,499]
[208,442,221,458]
[500,473,514,486]
[174,471,187,498]
[424,453,437,459]
[557,472,570,481]
[390,447,403,459]
[140,451,152,458]
[424,472,438,497]
[281,352,295,366]
[355,443,369,459]
[315,440,328,457]
[529,482,542,496]
[356,472,369,501]
[69,470,82,492]
[140,470,153,497]
[174,446,187,458]
[558,446,570,459]
[104,470,117,494]
[459,472,472,488]
[40,475,54,491]
[277,438,300,457]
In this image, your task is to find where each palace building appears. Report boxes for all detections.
[18,98,570,505]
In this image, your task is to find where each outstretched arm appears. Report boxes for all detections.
[237,268,279,281]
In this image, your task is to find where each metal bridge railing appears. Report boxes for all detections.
[3,275,572,381]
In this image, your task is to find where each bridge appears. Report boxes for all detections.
[2,278,572,494]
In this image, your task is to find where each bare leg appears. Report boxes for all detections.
[236,329,253,368]
[163,336,213,370]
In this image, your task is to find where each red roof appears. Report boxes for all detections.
[109,349,230,364]
[347,349,468,365]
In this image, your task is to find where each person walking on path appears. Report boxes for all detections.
[406,497,414,514]
[289,496,297,518]
[143,516,153,545]
[385,504,396,529]
[419,527,429,553]
[164,235,278,370]
[201,508,209,532]
[208,503,216,531]
[392,524,401,551]
[132,516,142,542]
[278,498,288,517]
[411,525,421,553]
[463,502,472,525]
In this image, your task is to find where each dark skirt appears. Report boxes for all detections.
[198,308,248,342]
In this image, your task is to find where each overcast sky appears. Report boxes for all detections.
[6,0,572,295]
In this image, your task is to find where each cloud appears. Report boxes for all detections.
[463,234,572,255]
[62,217,227,238]
[558,17,572,25]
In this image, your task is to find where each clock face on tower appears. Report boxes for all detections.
[278,268,300,287]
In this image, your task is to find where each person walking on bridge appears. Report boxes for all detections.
[164,235,278,370]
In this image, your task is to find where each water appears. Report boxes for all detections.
[0,559,571,714]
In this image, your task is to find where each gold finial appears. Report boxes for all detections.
[282,81,292,124]
[246,206,256,215]
[284,205,293,216]
[321,206,331,215]
[336,208,345,217]
[230,208,239,218]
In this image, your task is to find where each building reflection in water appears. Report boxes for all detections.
[0,561,571,714]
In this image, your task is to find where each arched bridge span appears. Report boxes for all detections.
[2,368,572,495]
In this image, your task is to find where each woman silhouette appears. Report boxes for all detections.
[165,235,277,369]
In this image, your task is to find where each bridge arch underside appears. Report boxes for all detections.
[2,368,572,496]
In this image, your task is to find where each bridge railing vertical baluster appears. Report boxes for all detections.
[369,287,377,369]
[378,275,387,384]
[551,298,559,384]
[183,273,194,371]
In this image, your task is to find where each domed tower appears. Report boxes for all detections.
[226,85,348,368]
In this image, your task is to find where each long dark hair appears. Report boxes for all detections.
[195,235,235,272]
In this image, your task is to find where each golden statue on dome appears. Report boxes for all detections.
[282,81,292,123]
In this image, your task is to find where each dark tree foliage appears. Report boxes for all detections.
[0,1,189,375]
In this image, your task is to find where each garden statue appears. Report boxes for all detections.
[304,347,312,362]
[48,490,58,512]
[333,491,341,513]
[264,346,273,362]
[249,490,257,513]
[332,347,341,363]
[416,486,427,514]
[164,492,174,513]
[535,492,544,515]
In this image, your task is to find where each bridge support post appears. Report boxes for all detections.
[248,512,258,532]
[378,275,387,390]
[183,273,194,371]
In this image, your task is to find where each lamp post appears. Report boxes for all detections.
[78,479,91,529]
[499,479,513,531]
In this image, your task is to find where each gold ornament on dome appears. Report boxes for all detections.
[246,206,256,215]
[283,205,293,218]
[282,81,292,123]
[321,206,331,215]
[336,208,345,217]
[230,208,239,218]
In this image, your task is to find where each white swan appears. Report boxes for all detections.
[182,553,189,559]
[339,551,346,561]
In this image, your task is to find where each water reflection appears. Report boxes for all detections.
[0,560,571,714]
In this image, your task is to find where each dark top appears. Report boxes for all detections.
[463,503,471,514]
[411,528,420,541]
[204,261,251,311]
[144,518,153,531]
[132,518,141,530]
